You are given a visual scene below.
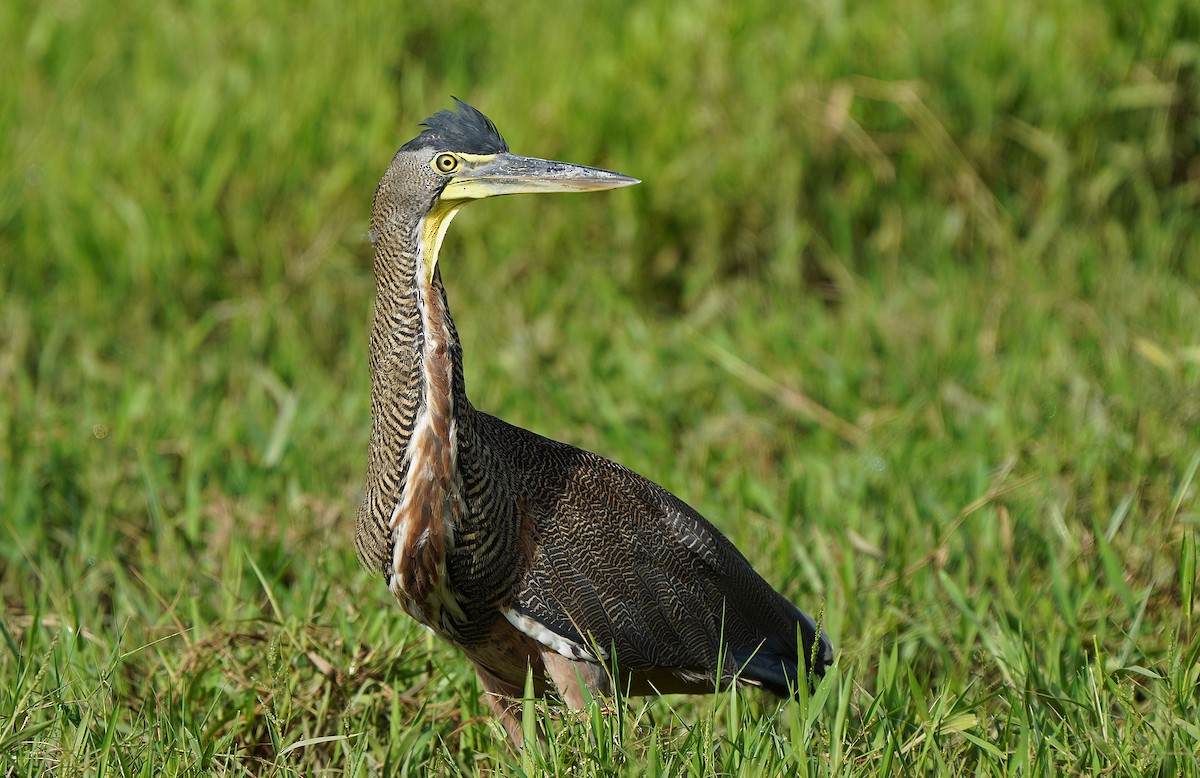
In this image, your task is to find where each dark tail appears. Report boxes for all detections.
[733,604,832,695]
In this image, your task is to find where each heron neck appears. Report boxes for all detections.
[358,213,473,595]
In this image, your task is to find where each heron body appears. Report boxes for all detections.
[355,100,832,745]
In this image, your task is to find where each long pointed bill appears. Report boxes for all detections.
[442,153,640,200]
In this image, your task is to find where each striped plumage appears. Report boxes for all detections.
[355,100,832,745]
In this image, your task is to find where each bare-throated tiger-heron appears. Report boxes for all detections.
[355,99,833,746]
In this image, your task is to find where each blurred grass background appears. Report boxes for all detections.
[2,0,1199,774]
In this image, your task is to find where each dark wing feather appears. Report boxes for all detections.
[477,413,830,692]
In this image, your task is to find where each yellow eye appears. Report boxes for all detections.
[434,153,458,173]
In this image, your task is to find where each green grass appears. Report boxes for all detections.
[2,0,1199,774]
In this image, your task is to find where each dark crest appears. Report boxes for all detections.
[400,98,509,155]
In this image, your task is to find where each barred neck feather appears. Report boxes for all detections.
[355,205,472,632]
